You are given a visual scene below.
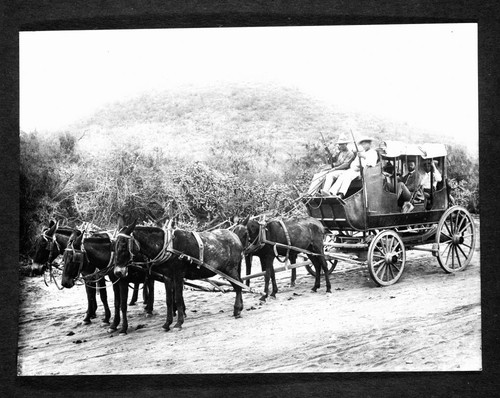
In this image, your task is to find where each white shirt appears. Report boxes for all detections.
[350,148,378,172]
[421,166,442,189]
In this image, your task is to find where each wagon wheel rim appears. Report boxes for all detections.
[368,230,406,286]
[436,206,476,273]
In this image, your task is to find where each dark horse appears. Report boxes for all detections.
[114,220,244,331]
[61,230,112,325]
[242,216,332,301]
[61,230,154,333]
[31,220,75,275]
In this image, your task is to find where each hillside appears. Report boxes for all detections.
[69,83,453,163]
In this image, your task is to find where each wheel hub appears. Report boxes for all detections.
[452,234,464,245]
[384,252,399,264]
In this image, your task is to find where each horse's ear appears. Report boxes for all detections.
[241,215,250,225]
[124,219,137,235]
[117,213,125,229]
[47,220,58,236]
[74,231,84,248]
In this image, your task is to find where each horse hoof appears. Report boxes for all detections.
[259,296,267,302]
[145,312,153,318]
[107,327,117,333]
[128,302,136,306]
[83,319,91,325]
[311,289,318,293]
[119,331,127,335]
[173,324,182,330]
[102,320,110,325]
[234,314,242,319]
[162,323,170,331]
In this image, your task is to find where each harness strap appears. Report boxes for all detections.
[191,231,204,269]
[167,248,257,294]
[274,220,291,269]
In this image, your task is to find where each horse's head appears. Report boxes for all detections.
[61,230,85,288]
[61,229,85,286]
[243,216,264,243]
[114,219,138,279]
[31,220,59,275]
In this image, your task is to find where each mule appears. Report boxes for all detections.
[114,220,244,331]
[61,230,154,333]
[61,230,112,324]
[242,216,332,301]
[31,220,74,275]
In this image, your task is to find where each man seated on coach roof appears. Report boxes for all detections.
[325,136,378,200]
[306,134,355,195]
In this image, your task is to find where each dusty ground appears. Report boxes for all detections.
[17,225,481,375]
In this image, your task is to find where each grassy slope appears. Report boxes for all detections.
[71,82,451,164]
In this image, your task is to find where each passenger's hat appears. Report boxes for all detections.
[357,136,374,144]
[337,135,350,144]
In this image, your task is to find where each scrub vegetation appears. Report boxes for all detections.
[20,83,479,255]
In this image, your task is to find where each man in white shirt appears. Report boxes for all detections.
[421,159,442,195]
[328,136,378,199]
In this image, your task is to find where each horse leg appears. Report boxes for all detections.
[129,282,139,306]
[309,255,321,292]
[245,255,252,287]
[162,276,174,332]
[290,254,297,287]
[118,279,129,335]
[320,256,332,293]
[142,278,149,305]
[269,257,278,298]
[108,281,121,332]
[259,255,270,301]
[83,282,97,324]
[98,277,111,324]
[145,278,154,316]
[173,275,185,329]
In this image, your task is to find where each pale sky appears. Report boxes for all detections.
[20,24,478,143]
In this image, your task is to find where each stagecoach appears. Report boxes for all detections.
[304,140,477,286]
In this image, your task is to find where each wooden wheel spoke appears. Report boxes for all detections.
[458,221,472,235]
[454,246,463,268]
[443,242,453,265]
[373,259,385,268]
[391,262,402,274]
[456,244,469,260]
[376,263,387,278]
[386,264,393,280]
[456,215,467,233]
[444,221,453,236]
[375,245,386,256]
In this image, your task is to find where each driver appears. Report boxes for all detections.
[327,136,378,199]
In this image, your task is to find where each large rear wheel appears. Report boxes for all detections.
[436,206,476,273]
[368,230,406,286]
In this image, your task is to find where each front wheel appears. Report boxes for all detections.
[368,230,406,286]
[436,206,476,273]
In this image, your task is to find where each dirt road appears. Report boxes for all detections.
[17,232,481,375]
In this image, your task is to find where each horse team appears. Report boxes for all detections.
[31,215,332,334]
